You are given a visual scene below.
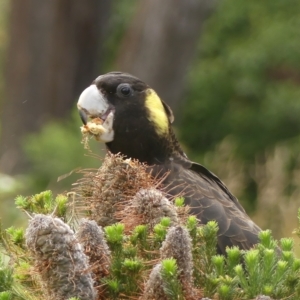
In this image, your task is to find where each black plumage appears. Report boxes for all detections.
[77,71,261,255]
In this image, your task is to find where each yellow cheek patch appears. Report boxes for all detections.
[144,89,169,136]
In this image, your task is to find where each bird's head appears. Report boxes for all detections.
[77,72,182,164]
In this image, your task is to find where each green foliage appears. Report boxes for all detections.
[185,218,300,299]
[153,217,171,244]
[181,0,300,161]
[0,224,40,300]
[226,247,242,277]
[103,218,173,298]
[105,223,125,244]
[55,194,68,217]
[174,196,185,207]
[22,109,103,191]
[0,292,12,300]
[161,258,184,300]
[3,189,300,299]
[130,224,148,248]
[215,230,300,300]
[13,261,31,282]
[5,227,24,247]
[0,256,13,293]
[178,0,300,219]
[103,223,145,297]
[15,190,68,220]
[189,220,219,294]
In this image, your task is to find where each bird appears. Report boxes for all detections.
[77,71,261,255]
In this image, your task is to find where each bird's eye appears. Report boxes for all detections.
[117,84,132,97]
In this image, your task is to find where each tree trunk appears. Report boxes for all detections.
[115,0,218,114]
[0,0,111,174]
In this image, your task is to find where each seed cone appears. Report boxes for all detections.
[119,188,179,231]
[74,153,159,227]
[160,226,194,298]
[141,264,168,300]
[77,219,111,298]
[26,214,96,300]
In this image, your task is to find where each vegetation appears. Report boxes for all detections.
[1,154,300,299]
[1,2,300,297]
[180,0,300,217]
[181,0,300,158]
[1,0,300,239]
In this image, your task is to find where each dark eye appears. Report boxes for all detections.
[117,83,132,97]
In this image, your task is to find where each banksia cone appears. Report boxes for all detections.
[161,226,193,278]
[141,264,168,300]
[160,226,194,297]
[120,188,179,231]
[75,153,157,227]
[77,219,111,297]
[26,214,96,300]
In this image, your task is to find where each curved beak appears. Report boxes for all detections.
[78,109,88,125]
[77,84,110,124]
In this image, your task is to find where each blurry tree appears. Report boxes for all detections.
[0,0,8,98]
[179,0,300,221]
[181,0,300,160]
[0,0,111,174]
[115,0,218,113]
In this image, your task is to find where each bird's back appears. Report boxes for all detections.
[150,157,261,255]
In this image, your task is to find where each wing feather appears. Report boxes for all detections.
[150,159,261,255]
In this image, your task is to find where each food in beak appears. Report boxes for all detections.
[80,117,105,148]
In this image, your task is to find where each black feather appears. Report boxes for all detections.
[84,72,261,254]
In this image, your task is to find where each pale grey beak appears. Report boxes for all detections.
[77,85,110,123]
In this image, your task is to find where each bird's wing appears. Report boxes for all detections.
[189,161,246,212]
[152,161,261,254]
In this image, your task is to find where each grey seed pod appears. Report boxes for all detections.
[160,226,194,293]
[90,155,128,226]
[77,219,111,280]
[141,264,168,300]
[75,153,156,227]
[131,188,178,228]
[26,214,96,300]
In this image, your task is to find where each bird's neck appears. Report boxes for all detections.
[105,126,185,166]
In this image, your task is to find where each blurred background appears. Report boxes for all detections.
[1,0,300,248]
